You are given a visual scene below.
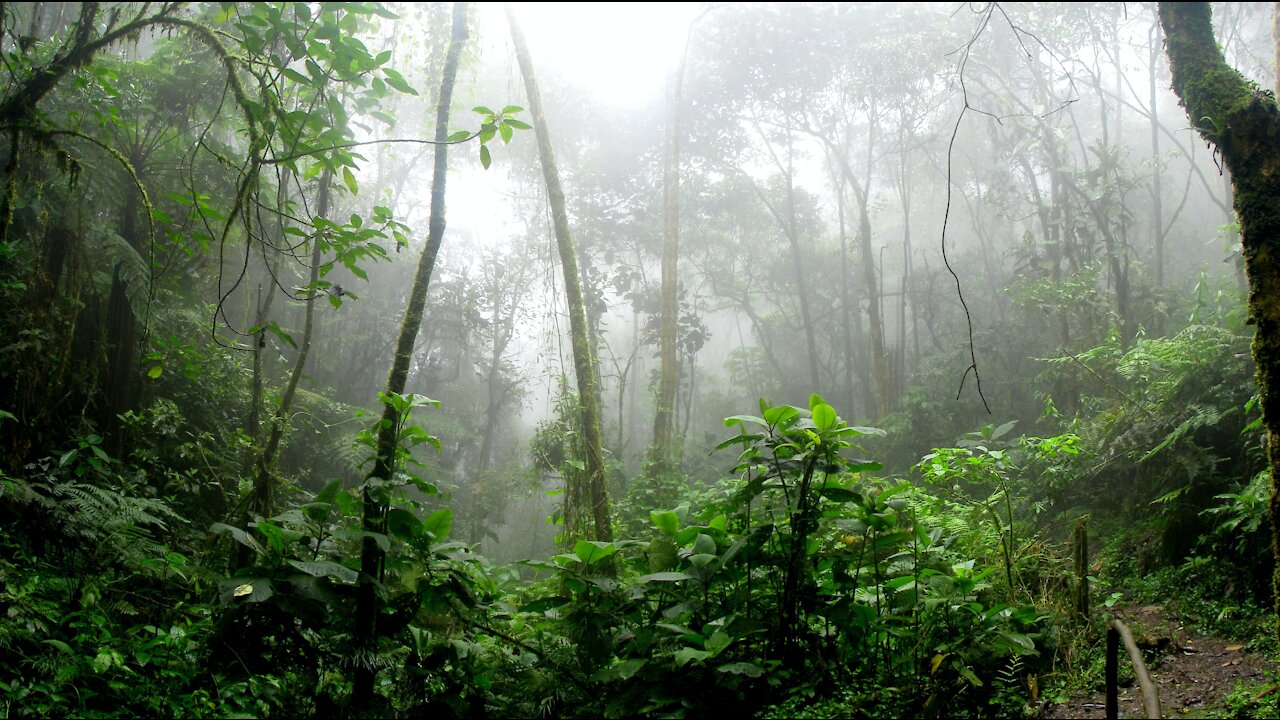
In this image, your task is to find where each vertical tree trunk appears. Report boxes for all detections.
[507,5,612,544]
[1150,19,1165,296]
[823,118,889,417]
[897,123,914,396]
[854,178,887,418]
[101,190,143,456]
[784,135,823,393]
[244,171,330,522]
[353,4,468,710]
[831,162,861,417]
[1160,0,1280,644]
[101,263,137,452]
[652,67,682,467]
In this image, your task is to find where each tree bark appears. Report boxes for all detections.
[753,123,823,394]
[353,3,468,710]
[244,170,331,522]
[652,68,682,467]
[1150,18,1165,296]
[101,191,141,456]
[826,126,889,417]
[507,5,612,543]
[785,135,823,393]
[830,159,863,417]
[1159,0,1280,643]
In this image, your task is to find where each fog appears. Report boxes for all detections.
[265,2,1265,557]
[4,3,1279,716]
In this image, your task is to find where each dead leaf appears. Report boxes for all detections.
[1226,644,1245,652]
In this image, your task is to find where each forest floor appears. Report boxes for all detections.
[1044,604,1276,719]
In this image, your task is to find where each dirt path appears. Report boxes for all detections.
[1044,605,1275,719]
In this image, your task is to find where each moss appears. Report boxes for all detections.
[1161,3,1258,144]
[1160,1,1280,646]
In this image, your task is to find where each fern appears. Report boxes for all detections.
[994,654,1024,687]
[88,227,151,321]
[3,471,185,567]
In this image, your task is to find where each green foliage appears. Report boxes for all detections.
[467,105,531,169]
[499,397,1050,718]
[1035,323,1265,596]
[531,379,624,544]
[0,446,219,717]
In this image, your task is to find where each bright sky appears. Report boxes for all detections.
[447,2,703,256]
[483,2,700,106]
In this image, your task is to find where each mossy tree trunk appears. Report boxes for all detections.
[508,5,612,543]
[651,55,686,470]
[352,3,468,711]
[1159,1,1280,643]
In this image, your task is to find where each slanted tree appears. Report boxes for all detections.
[508,5,612,543]
[353,3,468,710]
[1158,1,1280,641]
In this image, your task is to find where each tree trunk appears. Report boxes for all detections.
[507,5,612,544]
[101,189,144,456]
[823,123,888,417]
[897,122,914,400]
[1150,18,1165,296]
[831,160,861,417]
[243,170,330,522]
[1159,0,1280,643]
[652,67,682,468]
[352,3,468,710]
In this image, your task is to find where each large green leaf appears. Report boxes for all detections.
[650,509,679,536]
[673,647,710,666]
[382,67,416,94]
[422,508,453,541]
[218,577,273,604]
[521,595,571,613]
[574,540,616,564]
[210,522,262,555]
[385,507,420,541]
[717,661,763,677]
[692,533,717,556]
[636,571,695,583]
[302,478,343,524]
[812,403,837,432]
[286,559,357,584]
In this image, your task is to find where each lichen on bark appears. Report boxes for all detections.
[1159,1,1280,643]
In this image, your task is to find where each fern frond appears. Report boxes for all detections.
[90,229,151,320]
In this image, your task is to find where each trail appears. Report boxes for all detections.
[1045,604,1274,719]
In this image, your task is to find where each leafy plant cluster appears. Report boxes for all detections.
[1,385,1082,718]
[483,395,1053,718]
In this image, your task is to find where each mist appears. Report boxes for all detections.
[0,2,1275,717]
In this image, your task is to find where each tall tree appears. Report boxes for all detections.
[651,27,692,468]
[507,5,612,543]
[242,171,332,522]
[353,3,468,710]
[1159,1,1280,641]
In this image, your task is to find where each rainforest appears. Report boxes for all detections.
[1,2,1278,718]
